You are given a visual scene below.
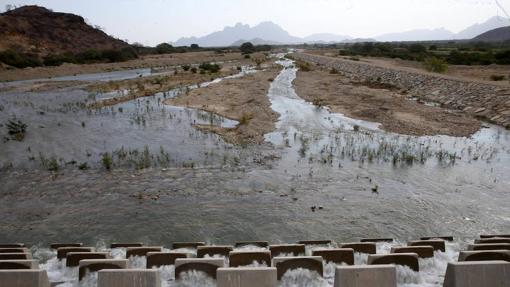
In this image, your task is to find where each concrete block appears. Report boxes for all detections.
[0,270,51,287]
[50,243,82,249]
[229,251,272,267]
[78,259,128,281]
[146,252,188,268]
[334,265,397,287]
[97,269,160,287]
[391,246,434,258]
[468,243,510,251]
[66,252,109,267]
[0,253,32,260]
[0,248,29,254]
[217,267,277,287]
[360,238,393,243]
[368,253,419,271]
[110,243,144,248]
[273,256,323,280]
[0,260,38,269]
[312,248,354,265]
[458,250,510,262]
[408,240,445,252]
[125,246,162,258]
[174,258,225,279]
[298,240,332,245]
[172,242,206,249]
[443,261,510,287]
[269,244,305,257]
[0,243,25,248]
[340,243,376,254]
[480,234,510,239]
[475,238,510,244]
[197,246,234,258]
[235,241,269,248]
[421,236,454,241]
[56,247,94,259]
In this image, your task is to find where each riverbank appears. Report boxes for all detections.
[293,52,510,130]
[293,66,481,137]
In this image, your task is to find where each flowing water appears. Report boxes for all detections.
[1,55,510,286]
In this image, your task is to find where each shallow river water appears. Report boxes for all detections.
[1,56,509,286]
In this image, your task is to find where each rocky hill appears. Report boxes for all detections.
[0,5,129,55]
[473,26,510,42]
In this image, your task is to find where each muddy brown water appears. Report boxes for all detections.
[0,57,509,256]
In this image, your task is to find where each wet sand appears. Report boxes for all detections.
[293,68,481,137]
[164,66,281,144]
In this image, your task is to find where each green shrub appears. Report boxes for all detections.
[101,152,113,170]
[6,119,27,141]
[155,43,175,54]
[199,62,221,73]
[490,75,506,81]
[424,57,448,73]
[190,67,197,74]
[240,42,255,54]
[181,64,191,71]
[0,50,42,68]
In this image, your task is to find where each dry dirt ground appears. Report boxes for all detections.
[306,49,510,86]
[164,65,281,144]
[293,66,481,137]
[0,51,246,82]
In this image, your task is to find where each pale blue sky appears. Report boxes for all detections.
[0,0,506,45]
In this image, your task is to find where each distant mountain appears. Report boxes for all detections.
[375,28,455,42]
[374,16,510,42]
[457,16,510,39]
[0,5,129,54]
[473,26,510,42]
[303,33,351,44]
[174,22,302,47]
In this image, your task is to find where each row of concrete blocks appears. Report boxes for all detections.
[1,260,510,287]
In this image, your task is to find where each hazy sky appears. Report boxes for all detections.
[1,0,507,45]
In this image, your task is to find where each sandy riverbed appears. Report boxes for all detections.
[164,66,281,144]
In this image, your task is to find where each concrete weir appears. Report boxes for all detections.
[334,265,397,287]
[146,252,188,268]
[65,252,110,267]
[0,270,51,287]
[273,256,323,280]
[0,259,39,269]
[78,259,129,281]
[368,253,420,271]
[458,250,510,262]
[312,248,355,265]
[269,244,305,257]
[391,246,434,258]
[408,240,446,252]
[97,269,161,287]
[217,267,277,287]
[197,245,234,258]
[443,261,510,287]
[229,251,272,267]
[341,243,377,254]
[174,258,225,279]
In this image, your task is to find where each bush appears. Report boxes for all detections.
[240,42,255,54]
[6,119,27,141]
[101,152,113,170]
[181,64,191,71]
[199,62,221,73]
[155,43,175,54]
[490,75,506,81]
[0,50,42,68]
[190,67,197,74]
[424,57,448,73]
